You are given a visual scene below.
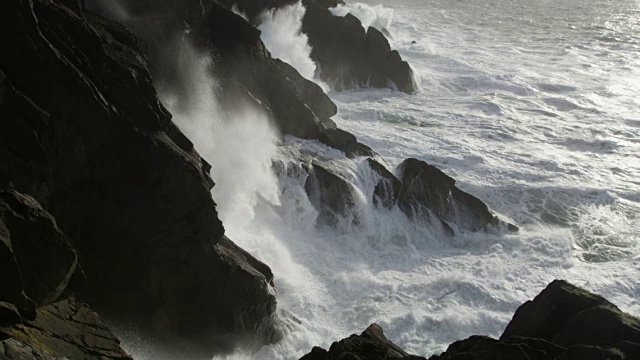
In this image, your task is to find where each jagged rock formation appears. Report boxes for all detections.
[0,190,130,359]
[397,158,518,232]
[1,298,133,360]
[305,161,358,226]
[302,0,418,93]
[88,0,337,139]
[318,129,376,159]
[1,0,278,356]
[217,0,418,93]
[501,280,640,349]
[367,158,402,210]
[299,281,640,360]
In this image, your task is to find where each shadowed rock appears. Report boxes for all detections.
[367,158,401,209]
[1,0,279,355]
[302,0,418,93]
[305,161,357,226]
[397,158,517,232]
[1,298,132,360]
[318,128,376,159]
[501,280,640,347]
[300,324,426,360]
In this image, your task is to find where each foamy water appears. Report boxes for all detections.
[115,0,640,359]
[217,0,640,358]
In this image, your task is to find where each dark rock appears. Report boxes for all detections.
[430,335,564,360]
[501,280,640,348]
[190,3,334,139]
[0,216,33,321]
[301,0,418,93]
[318,128,376,158]
[0,298,132,360]
[558,345,624,360]
[300,323,426,360]
[1,0,278,355]
[0,190,80,307]
[367,158,401,209]
[305,161,357,226]
[397,158,516,232]
[0,303,21,326]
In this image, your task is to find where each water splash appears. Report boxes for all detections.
[258,1,328,90]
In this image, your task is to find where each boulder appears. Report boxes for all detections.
[396,158,517,232]
[299,323,426,360]
[1,0,278,354]
[0,298,132,360]
[318,128,376,158]
[501,280,640,348]
[366,158,401,209]
[305,161,357,226]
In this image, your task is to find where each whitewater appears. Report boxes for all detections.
[123,0,640,359]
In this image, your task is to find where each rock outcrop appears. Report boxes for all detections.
[300,324,426,360]
[89,0,338,139]
[0,190,130,359]
[501,280,640,348]
[367,158,402,210]
[217,0,418,93]
[1,298,133,360]
[302,0,418,93]
[300,281,640,360]
[397,158,517,232]
[305,161,358,226]
[318,129,376,159]
[1,0,278,356]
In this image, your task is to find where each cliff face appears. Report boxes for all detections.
[0,0,278,356]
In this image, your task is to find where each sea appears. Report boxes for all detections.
[124,0,640,358]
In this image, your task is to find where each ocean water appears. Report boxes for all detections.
[230,0,639,358]
[119,0,640,359]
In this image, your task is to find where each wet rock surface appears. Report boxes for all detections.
[302,0,418,93]
[1,0,278,356]
[397,158,517,233]
[1,298,132,360]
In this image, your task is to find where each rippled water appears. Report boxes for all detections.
[334,0,640,264]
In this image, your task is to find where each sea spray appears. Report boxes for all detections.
[329,2,394,33]
[157,39,281,231]
[258,2,328,90]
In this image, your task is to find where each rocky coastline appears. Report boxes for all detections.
[1,0,636,359]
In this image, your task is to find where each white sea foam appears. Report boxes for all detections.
[115,0,639,359]
[329,2,394,33]
[258,1,328,91]
[214,0,640,358]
